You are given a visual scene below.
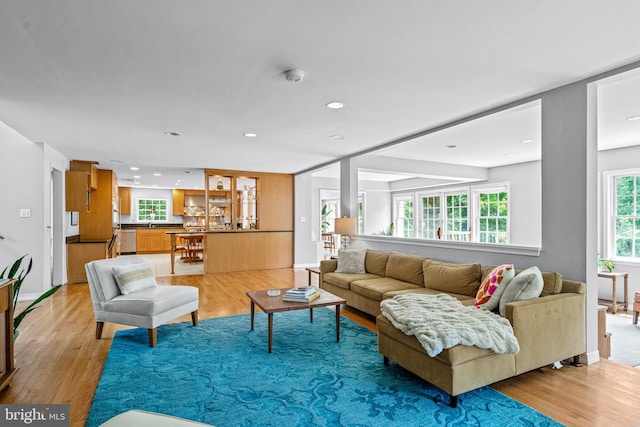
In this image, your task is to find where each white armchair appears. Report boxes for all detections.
[85,256,199,347]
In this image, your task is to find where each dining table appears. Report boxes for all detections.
[168,231,205,274]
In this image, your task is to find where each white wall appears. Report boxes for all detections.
[488,161,541,246]
[0,121,65,297]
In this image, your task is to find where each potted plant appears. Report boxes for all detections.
[598,258,615,273]
[0,255,61,339]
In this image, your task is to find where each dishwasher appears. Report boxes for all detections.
[119,229,137,254]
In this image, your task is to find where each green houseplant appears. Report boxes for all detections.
[599,258,614,273]
[0,255,62,339]
[321,204,333,232]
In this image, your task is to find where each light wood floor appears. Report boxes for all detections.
[2,268,639,427]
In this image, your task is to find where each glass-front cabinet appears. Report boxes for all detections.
[205,170,259,231]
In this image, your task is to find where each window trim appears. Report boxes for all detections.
[603,168,640,263]
[471,183,511,244]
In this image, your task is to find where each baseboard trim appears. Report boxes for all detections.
[579,350,600,365]
[293,263,320,269]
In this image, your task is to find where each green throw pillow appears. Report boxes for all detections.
[112,262,158,295]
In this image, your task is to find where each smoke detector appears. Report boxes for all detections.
[283,69,304,83]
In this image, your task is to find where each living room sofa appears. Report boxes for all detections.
[319,249,586,406]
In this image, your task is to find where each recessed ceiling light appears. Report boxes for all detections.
[326,101,344,109]
[626,115,640,121]
[130,166,139,171]
[329,135,345,140]
[153,173,162,177]
[164,131,180,136]
[193,186,199,189]
[446,145,457,149]
[506,153,515,157]
[244,133,257,138]
[133,175,141,179]
[521,139,533,144]
[133,181,140,185]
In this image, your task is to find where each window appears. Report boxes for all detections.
[444,192,469,241]
[419,194,441,239]
[393,195,414,237]
[612,173,640,259]
[475,188,509,244]
[137,199,168,222]
[321,199,339,232]
[357,193,365,234]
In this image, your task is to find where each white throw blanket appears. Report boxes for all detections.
[380,293,520,357]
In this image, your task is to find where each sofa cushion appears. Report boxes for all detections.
[423,260,482,297]
[365,250,389,276]
[386,253,427,286]
[323,272,382,290]
[112,262,158,295]
[335,249,367,274]
[474,264,515,310]
[351,278,421,302]
[499,266,544,316]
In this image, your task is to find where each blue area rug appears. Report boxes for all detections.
[87,309,562,427]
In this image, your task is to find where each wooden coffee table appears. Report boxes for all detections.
[246,288,346,353]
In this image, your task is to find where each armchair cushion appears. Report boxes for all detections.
[112,262,157,295]
[102,285,198,316]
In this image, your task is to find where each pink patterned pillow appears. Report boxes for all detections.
[474,264,515,310]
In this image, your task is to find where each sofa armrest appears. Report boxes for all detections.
[319,259,338,285]
[505,292,585,374]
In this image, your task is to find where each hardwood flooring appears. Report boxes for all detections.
[1,268,639,426]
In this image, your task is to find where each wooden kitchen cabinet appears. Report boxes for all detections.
[119,187,131,215]
[65,171,90,212]
[136,228,184,253]
[172,189,184,215]
[80,169,118,241]
[70,160,99,190]
[67,241,110,283]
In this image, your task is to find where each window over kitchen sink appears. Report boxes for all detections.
[137,198,168,222]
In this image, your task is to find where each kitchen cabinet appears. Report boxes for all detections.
[172,189,185,215]
[136,228,184,253]
[67,241,111,283]
[70,160,99,190]
[79,169,118,241]
[119,187,131,215]
[65,171,90,212]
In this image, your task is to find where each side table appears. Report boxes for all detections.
[305,267,320,286]
[598,271,628,314]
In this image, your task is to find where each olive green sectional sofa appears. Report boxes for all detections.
[319,249,586,407]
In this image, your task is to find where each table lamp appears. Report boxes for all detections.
[334,217,357,250]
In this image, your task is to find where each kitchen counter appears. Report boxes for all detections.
[120,223,184,229]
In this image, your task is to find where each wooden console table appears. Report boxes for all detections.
[0,278,17,392]
[598,271,629,314]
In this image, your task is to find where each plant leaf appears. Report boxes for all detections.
[14,285,62,331]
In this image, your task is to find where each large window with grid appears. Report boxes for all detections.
[611,173,640,259]
[445,192,469,241]
[393,195,414,237]
[475,188,509,244]
[419,194,441,239]
[137,199,168,222]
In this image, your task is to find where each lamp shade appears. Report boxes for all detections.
[334,217,357,236]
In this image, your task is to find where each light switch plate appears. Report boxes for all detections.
[19,208,31,218]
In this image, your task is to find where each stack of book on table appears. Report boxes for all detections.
[282,286,321,302]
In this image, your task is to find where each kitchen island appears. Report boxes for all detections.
[168,230,293,274]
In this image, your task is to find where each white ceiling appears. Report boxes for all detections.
[2,1,640,190]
